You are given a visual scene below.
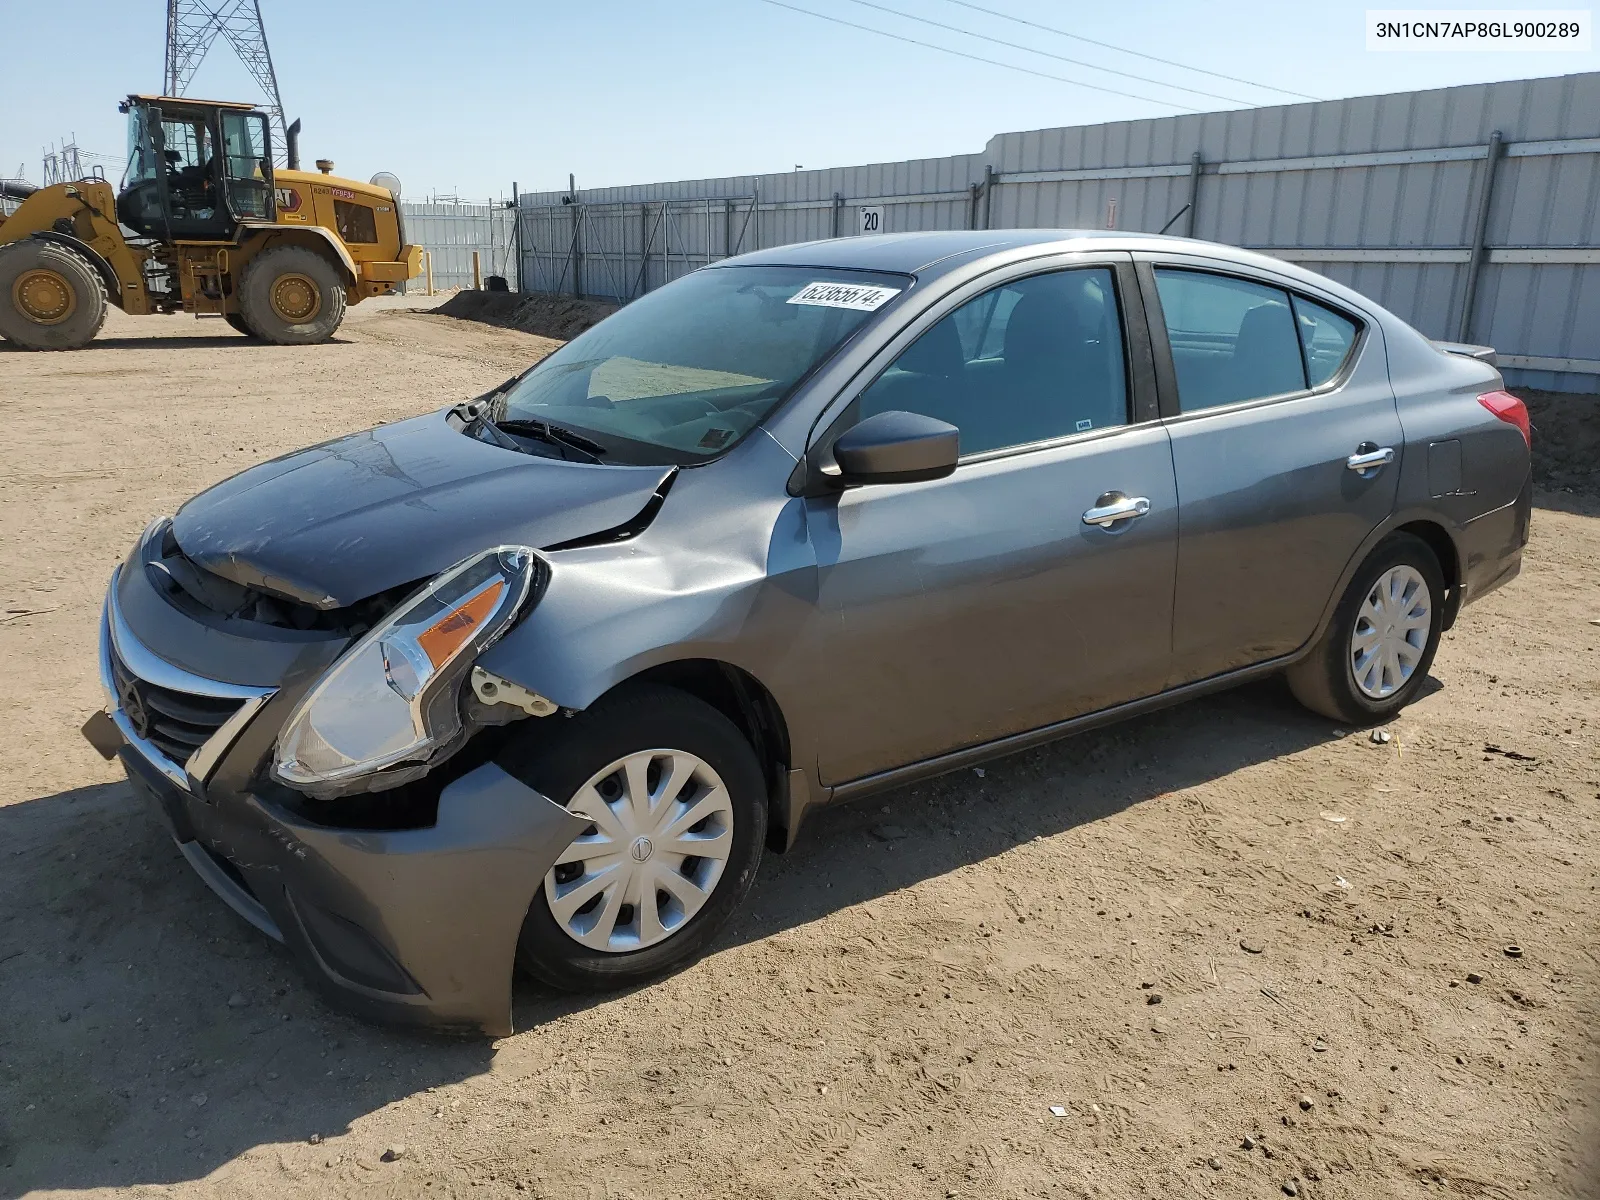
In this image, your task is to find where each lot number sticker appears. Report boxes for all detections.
[858,206,884,235]
[787,281,902,311]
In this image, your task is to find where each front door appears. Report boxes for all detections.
[802,261,1179,786]
[1139,259,1404,685]
[152,107,231,240]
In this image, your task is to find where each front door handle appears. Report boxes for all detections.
[1346,446,1396,472]
[1082,493,1151,528]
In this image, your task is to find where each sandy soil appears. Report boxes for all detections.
[1,303,1596,1200]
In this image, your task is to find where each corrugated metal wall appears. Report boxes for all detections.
[400,200,518,291]
[516,72,1600,393]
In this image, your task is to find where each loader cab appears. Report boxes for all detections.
[118,95,274,241]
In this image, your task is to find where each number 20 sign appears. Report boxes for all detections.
[858,206,883,235]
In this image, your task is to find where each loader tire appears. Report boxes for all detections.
[237,246,347,345]
[224,313,258,338]
[0,239,108,351]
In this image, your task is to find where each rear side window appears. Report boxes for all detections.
[1293,295,1359,386]
[1154,269,1305,412]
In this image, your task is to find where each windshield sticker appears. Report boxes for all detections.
[787,281,901,311]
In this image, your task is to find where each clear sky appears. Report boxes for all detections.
[2,0,1595,200]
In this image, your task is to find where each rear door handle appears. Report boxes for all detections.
[1082,494,1151,528]
[1346,446,1396,472]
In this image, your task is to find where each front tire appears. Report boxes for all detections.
[1287,533,1445,725]
[506,684,767,993]
[236,245,347,344]
[0,240,108,350]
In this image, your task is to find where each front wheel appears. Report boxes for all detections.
[1287,532,1445,725]
[507,684,767,992]
[0,240,108,350]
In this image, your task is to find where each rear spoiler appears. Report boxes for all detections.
[1431,340,1497,366]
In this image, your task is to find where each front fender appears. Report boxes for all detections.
[27,231,124,307]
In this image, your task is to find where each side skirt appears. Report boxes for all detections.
[826,652,1301,806]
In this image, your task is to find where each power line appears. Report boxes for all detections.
[757,0,1199,111]
[838,0,1255,106]
[941,0,1322,101]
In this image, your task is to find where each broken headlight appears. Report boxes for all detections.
[273,546,540,796]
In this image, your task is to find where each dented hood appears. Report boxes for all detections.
[171,410,673,608]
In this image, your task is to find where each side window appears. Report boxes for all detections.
[1154,269,1306,412]
[858,267,1129,457]
[335,200,379,244]
[157,115,218,228]
[1292,295,1359,387]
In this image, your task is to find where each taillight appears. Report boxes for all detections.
[1478,390,1530,447]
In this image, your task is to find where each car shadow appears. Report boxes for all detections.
[0,674,1385,1193]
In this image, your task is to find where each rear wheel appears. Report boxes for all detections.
[237,245,347,344]
[0,240,107,350]
[507,684,767,993]
[1287,533,1445,725]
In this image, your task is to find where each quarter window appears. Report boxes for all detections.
[1292,295,1359,387]
[1154,269,1306,412]
[858,267,1129,457]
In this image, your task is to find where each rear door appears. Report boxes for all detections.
[800,256,1180,785]
[1136,255,1402,685]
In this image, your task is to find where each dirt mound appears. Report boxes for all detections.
[436,290,618,341]
[1516,388,1600,495]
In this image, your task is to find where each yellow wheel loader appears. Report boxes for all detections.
[0,95,422,350]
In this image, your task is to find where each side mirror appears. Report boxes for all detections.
[831,410,959,487]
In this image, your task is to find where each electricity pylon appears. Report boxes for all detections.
[164,0,289,165]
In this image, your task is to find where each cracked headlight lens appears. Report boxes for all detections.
[273,546,540,793]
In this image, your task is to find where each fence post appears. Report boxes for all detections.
[1457,130,1504,343]
[831,192,843,238]
[511,181,522,293]
[472,250,482,290]
[1185,152,1202,238]
[424,251,433,296]
[981,165,995,229]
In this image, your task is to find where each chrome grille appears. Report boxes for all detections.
[99,565,277,793]
[107,648,245,768]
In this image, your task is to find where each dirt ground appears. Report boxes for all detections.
[1,301,1597,1200]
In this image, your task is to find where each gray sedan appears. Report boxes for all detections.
[83,231,1532,1034]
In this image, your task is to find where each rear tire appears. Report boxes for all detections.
[236,245,346,345]
[224,313,258,338]
[0,240,108,350]
[1287,533,1445,725]
[505,684,767,993]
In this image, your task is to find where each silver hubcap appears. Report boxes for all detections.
[1350,564,1431,699]
[543,749,734,953]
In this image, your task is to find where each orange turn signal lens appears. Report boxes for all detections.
[416,580,505,668]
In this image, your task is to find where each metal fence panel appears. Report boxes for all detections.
[401,200,517,291]
[515,72,1600,392]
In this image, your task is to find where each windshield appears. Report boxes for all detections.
[124,105,157,188]
[495,266,910,465]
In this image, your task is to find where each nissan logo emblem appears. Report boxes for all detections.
[118,677,153,741]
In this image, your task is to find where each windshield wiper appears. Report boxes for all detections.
[491,418,606,463]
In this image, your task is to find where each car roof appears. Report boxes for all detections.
[718,229,1390,315]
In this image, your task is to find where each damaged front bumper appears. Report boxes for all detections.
[86,571,584,1037]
